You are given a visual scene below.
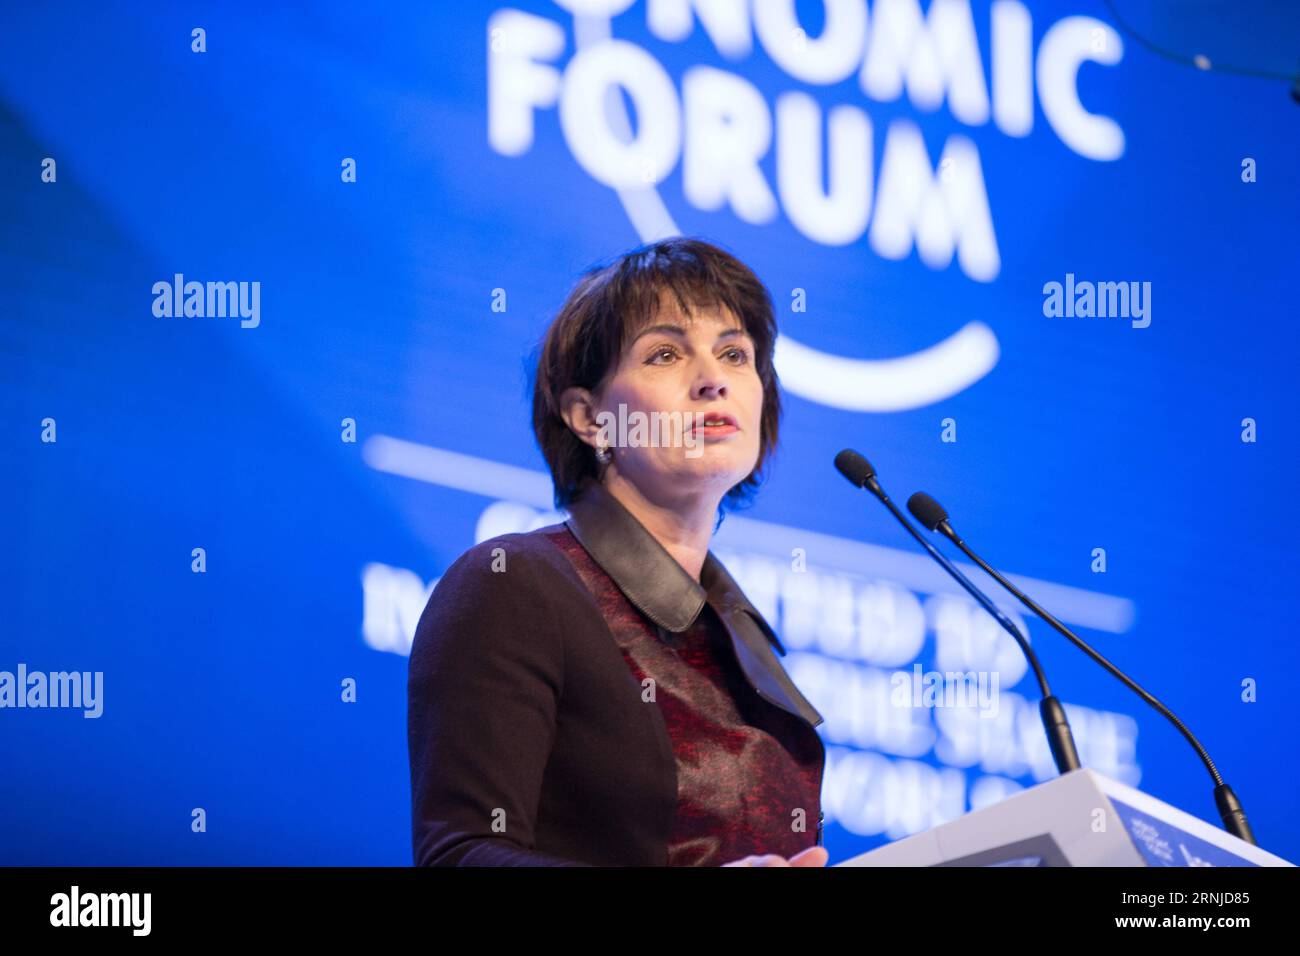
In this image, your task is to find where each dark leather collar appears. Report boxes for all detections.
[563,477,824,728]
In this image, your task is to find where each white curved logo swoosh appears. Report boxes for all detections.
[774,323,1000,412]
[574,14,1001,413]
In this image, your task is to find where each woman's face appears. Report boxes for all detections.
[581,299,764,505]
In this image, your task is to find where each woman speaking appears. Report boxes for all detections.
[407,237,828,867]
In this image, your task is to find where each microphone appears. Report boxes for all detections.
[833,449,1081,776]
[907,490,1256,845]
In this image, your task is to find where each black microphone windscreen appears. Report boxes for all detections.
[907,491,948,531]
[834,449,876,488]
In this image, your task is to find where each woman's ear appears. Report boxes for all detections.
[559,386,601,448]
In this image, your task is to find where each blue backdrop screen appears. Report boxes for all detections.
[2,0,1297,865]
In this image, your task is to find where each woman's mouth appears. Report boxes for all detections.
[690,413,739,439]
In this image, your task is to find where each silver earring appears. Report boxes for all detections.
[595,442,612,464]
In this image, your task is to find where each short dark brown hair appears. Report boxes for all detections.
[530,237,782,515]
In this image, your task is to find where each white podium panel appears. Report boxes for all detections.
[835,769,1293,867]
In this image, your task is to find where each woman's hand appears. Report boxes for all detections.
[722,846,829,867]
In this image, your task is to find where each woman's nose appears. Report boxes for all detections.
[694,379,726,400]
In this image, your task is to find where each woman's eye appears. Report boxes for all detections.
[647,345,749,364]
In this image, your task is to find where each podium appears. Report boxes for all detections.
[835,769,1293,867]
